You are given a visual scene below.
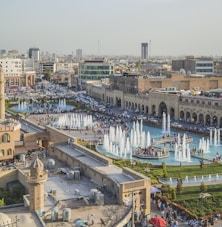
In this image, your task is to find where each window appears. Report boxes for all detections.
[0,150,4,156]
[7,149,12,155]
[2,133,10,143]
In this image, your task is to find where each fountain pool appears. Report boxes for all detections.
[11,99,74,113]
[97,122,222,166]
[160,173,222,185]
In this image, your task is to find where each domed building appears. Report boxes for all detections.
[0,212,12,226]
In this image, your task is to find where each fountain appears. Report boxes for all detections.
[208,174,211,181]
[162,173,222,185]
[53,113,93,129]
[18,101,27,111]
[162,112,170,134]
[209,128,221,145]
[198,137,210,153]
[174,134,191,162]
[97,118,222,166]
[12,98,74,113]
[58,98,67,110]
[102,120,153,159]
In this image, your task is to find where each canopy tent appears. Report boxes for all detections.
[150,186,161,194]
[149,217,167,227]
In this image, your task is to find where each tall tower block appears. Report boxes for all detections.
[0,65,5,119]
[27,157,48,213]
[141,43,148,61]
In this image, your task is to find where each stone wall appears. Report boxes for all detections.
[0,169,17,188]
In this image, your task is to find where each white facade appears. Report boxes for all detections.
[195,60,214,75]
[56,62,78,73]
[0,58,22,77]
[24,59,34,72]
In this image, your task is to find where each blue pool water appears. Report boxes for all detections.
[97,123,222,166]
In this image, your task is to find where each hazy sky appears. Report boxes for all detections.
[1,0,222,56]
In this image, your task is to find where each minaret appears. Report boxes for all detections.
[27,156,48,214]
[0,65,5,119]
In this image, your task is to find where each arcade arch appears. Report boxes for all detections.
[159,102,167,115]
[212,115,218,127]
[220,117,222,128]
[199,114,204,125]
[180,111,185,121]
[192,113,197,123]
[170,108,175,120]
[145,106,149,115]
[116,97,121,107]
[151,105,156,115]
[206,114,211,126]
[186,112,191,122]
[141,104,144,113]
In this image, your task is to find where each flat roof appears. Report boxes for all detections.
[55,144,135,183]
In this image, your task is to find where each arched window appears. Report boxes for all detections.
[2,133,10,143]
[0,150,4,156]
[7,149,12,155]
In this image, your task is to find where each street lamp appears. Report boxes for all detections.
[131,191,142,227]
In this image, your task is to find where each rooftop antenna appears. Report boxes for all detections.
[149,40,151,59]
[98,40,100,56]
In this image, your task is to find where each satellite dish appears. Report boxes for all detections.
[179,69,186,74]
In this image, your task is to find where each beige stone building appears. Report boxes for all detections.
[108,72,222,94]
[0,65,21,163]
[87,74,222,127]
[26,157,48,213]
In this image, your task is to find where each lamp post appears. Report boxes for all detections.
[131,191,142,227]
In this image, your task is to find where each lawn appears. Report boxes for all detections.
[113,159,222,218]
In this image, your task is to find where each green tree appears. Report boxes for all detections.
[171,188,176,200]
[162,162,168,178]
[0,198,5,206]
[42,68,52,81]
[200,181,208,193]
[161,184,171,198]
[176,177,183,195]
[200,159,204,170]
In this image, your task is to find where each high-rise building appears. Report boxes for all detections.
[141,43,148,61]
[0,50,6,56]
[76,49,82,60]
[79,58,114,89]
[28,48,40,62]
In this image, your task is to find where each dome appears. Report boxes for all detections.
[30,156,44,169]
[0,213,12,225]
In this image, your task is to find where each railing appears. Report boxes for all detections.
[27,174,48,183]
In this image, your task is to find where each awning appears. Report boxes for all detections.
[24,141,39,150]
[151,186,161,194]
[15,146,28,155]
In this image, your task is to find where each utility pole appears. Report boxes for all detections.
[149,40,151,59]
[132,192,135,227]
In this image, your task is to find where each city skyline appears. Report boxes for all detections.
[1,0,222,57]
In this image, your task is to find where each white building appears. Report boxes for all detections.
[0,58,35,89]
[79,58,114,89]
[195,60,214,75]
